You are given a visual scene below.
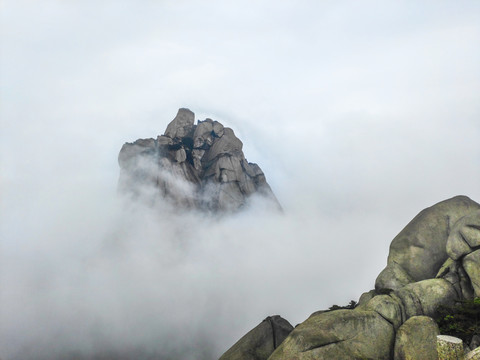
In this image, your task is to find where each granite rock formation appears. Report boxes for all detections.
[220,195,480,359]
[375,196,480,292]
[118,108,281,212]
[393,316,440,360]
[218,316,293,360]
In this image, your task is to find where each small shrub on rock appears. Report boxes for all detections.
[435,298,480,346]
[328,300,357,311]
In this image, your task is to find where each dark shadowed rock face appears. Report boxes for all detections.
[118,108,281,212]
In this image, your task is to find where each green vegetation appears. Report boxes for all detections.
[435,298,480,344]
[329,300,357,311]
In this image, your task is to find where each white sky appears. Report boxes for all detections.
[1,1,480,359]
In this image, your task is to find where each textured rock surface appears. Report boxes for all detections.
[466,346,480,360]
[355,278,459,334]
[362,294,404,329]
[437,335,464,360]
[464,249,480,297]
[436,257,475,300]
[393,279,459,319]
[375,196,480,292]
[446,210,480,260]
[393,316,440,360]
[118,108,281,212]
[219,316,293,360]
[471,336,480,351]
[220,196,480,360]
[357,289,376,307]
[268,310,394,360]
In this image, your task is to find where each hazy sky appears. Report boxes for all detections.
[1,1,480,359]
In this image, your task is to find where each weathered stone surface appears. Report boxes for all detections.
[203,128,243,163]
[436,257,475,300]
[466,346,480,360]
[193,119,214,148]
[118,138,156,168]
[437,335,464,360]
[363,294,404,329]
[219,316,293,360]
[393,316,439,360]
[173,148,186,163]
[375,196,480,292]
[220,196,480,360]
[164,108,195,139]
[192,149,205,170]
[157,135,173,146]
[447,210,480,260]
[268,310,394,360]
[357,278,458,333]
[263,277,459,360]
[464,249,480,297]
[471,335,480,351]
[213,120,224,137]
[118,109,281,212]
[376,263,415,292]
[357,289,376,307]
[393,279,458,319]
[213,182,245,211]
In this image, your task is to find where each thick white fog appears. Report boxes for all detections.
[1,1,480,359]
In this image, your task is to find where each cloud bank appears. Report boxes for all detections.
[1,1,479,359]
[0,174,399,359]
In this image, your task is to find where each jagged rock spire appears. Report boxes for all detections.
[118,108,281,212]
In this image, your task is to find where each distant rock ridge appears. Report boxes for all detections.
[118,108,281,212]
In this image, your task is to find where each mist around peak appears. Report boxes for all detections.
[1,1,480,359]
[118,108,282,214]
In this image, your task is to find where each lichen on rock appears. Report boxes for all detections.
[218,196,480,360]
[394,316,440,360]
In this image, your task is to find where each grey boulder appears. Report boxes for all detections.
[446,210,480,260]
[268,309,394,360]
[466,347,480,360]
[265,278,458,360]
[464,249,480,297]
[219,316,293,360]
[393,316,440,360]
[164,108,195,139]
[221,196,480,360]
[375,196,480,292]
[356,278,458,332]
[436,257,475,300]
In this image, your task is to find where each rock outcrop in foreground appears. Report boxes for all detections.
[220,195,480,359]
[118,108,280,212]
[219,316,293,360]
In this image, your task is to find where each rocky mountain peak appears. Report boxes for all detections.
[164,108,195,139]
[118,108,281,212]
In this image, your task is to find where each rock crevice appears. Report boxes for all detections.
[118,108,281,212]
[219,195,480,360]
